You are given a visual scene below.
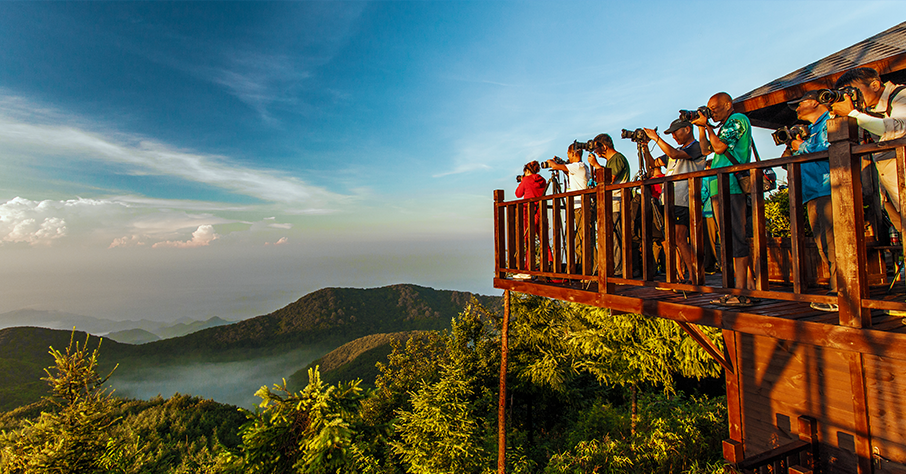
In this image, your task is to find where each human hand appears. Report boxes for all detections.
[643,128,658,141]
[690,112,708,127]
[790,138,803,152]
[831,94,855,117]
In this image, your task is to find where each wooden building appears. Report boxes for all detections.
[493,22,906,474]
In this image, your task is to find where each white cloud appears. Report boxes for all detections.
[0,196,241,248]
[152,225,219,249]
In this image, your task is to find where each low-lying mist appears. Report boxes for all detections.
[109,347,324,408]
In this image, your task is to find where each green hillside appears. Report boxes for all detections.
[129,284,500,362]
[289,331,426,389]
[107,328,161,344]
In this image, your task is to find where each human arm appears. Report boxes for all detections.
[545,159,570,172]
[833,91,906,141]
[644,128,691,161]
[587,152,604,170]
[796,122,829,154]
[691,113,728,155]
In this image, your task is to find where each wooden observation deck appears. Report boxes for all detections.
[493,22,906,474]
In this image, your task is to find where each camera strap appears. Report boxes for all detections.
[863,84,906,119]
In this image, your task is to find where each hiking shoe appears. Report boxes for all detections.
[710,295,755,307]
[810,302,839,312]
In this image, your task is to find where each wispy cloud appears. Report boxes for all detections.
[0,95,345,209]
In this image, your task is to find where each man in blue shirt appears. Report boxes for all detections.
[789,90,836,312]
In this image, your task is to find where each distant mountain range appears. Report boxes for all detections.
[0,309,234,343]
[0,284,501,410]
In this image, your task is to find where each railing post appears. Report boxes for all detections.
[689,176,705,285]
[716,172,734,288]
[582,193,594,277]
[597,168,614,293]
[788,162,808,293]
[494,190,506,279]
[828,116,869,327]
[664,180,676,283]
[750,169,769,291]
[641,184,654,281]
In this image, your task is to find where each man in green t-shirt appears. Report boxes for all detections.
[589,133,630,276]
[690,92,755,306]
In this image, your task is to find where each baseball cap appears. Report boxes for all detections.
[664,118,693,134]
[787,90,820,110]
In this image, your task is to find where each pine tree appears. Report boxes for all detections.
[0,331,118,474]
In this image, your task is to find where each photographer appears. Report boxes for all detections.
[546,143,590,265]
[514,161,547,279]
[642,119,707,283]
[691,92,755,306]
[789,90,837,312]
[588,133,630,276]
[832,67,906,232]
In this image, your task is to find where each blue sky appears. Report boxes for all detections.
[0,1,900,321]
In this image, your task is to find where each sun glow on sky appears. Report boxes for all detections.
[0,1,899,321]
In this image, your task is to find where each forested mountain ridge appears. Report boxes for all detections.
[0,285,500,410]
[129,284,500,358]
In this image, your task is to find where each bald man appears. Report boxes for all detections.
[690,92,755,306]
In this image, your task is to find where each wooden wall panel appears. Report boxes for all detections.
[865,355,906,468]
[738,333,862,473]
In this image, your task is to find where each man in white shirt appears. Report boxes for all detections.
[546,143,590,267]
[832,67,906,230]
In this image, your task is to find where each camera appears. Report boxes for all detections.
[679,106,713,123]
[816,86,864,110]
[540,156,567,169]
[621,128,649,143]
[516,175,523,183]
[771,124,810,146]
[572,139,597,152]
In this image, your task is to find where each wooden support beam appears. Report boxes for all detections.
[497,290,510,474]
[828,116,870,327]
[494,278,906,359]
[849,353,873,474]
[676,321,732,373]
[723,329,744,446]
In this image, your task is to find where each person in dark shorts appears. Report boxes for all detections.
[643,119,708,282]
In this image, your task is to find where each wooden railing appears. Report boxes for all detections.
[493,117,906,326]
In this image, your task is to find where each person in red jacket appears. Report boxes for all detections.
[514,161,549,278]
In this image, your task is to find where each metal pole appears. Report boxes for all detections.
[497,289,510,474]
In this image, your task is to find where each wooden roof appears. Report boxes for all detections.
[735,21,906,129]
